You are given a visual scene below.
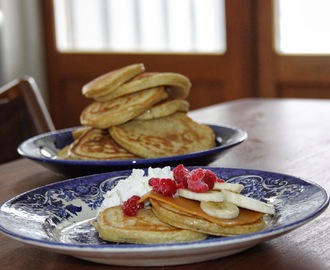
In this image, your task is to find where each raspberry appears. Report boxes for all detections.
[173,164,189,188]
[121,195,144,216]
[148,177,159,187]
[203,169,217,189]
[187,168,217,192]
[148,177,177,196]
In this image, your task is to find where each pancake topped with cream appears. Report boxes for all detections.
[92,165,275,244]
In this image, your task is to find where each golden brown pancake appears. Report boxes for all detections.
[135,99,189,120]
[57,127,91,159]
[57,145,70,159]
[150,198,266,236]
[109,112,215,158]
[67,128,139,160]
[82,63,145,98]
[92,206,207,244]
[72,127,91,140]
[95,72,191,102]
[80,86,168,129]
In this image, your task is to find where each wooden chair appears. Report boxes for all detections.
[0,76,55,163]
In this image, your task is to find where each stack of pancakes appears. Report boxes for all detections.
[58,63,215,160]
[92,194,266,244]
[91,206,207,244]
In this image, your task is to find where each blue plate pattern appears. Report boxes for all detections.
[0,167,328,266]
[17,125,247,176]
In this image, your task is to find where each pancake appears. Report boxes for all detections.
[92,206,207,244]
[95,72,191,102]
[150,198,266,236]
[67,128,139,160]
[57,127,92,159]
[80,86,168,129]
[57,145,70,159]
[72,126,91,140]
[135,99,189,120]
[109,112,215,158]
[82,63,145,98]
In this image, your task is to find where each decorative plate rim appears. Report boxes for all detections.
[17,124,248,166]
[0,167,328,254]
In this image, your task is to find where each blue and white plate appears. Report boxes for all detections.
[17,125,247,177]
[0,167,328,267]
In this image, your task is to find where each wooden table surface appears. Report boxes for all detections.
[1,98,329,270]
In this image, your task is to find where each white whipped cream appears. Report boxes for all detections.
[97,166,173,213]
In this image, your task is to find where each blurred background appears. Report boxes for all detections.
[1,0,330,129]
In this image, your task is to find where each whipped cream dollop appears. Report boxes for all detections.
[97,166,173,214]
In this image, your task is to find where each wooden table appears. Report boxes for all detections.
[1,98,329,270]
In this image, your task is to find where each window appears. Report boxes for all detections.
[42,1,258,128]
[275,0,330,54]
[54,0,226,53]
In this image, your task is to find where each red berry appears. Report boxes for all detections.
[187,168,217,193]
[121,195,144,216]
[173,164,189,188]
[148,177,159,187]
[203,169,217,189]
[187,168,209,192]
[149,177,177,196]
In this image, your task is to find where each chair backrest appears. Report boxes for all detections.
[0,76,55,163]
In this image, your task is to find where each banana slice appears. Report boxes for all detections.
[213,182,244,193]
[222,189,275,215]
[178,189,224,202]
[200,201,239,219]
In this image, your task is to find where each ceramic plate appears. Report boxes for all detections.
[0,167,328,267]
[17,125,247,177]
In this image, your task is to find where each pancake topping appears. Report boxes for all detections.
[93,165,276,243]
[98,164,275,223]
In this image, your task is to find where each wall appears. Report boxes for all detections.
[0,0,47,101]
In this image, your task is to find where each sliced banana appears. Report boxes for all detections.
[178,189,224,202]
[200,201,239,219]
[213,182,244,193]
[221,189,275,215]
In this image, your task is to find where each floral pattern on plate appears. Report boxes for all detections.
[0,167,328,266]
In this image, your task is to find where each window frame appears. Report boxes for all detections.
[257,0,330,98]
[42,0,256,128]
